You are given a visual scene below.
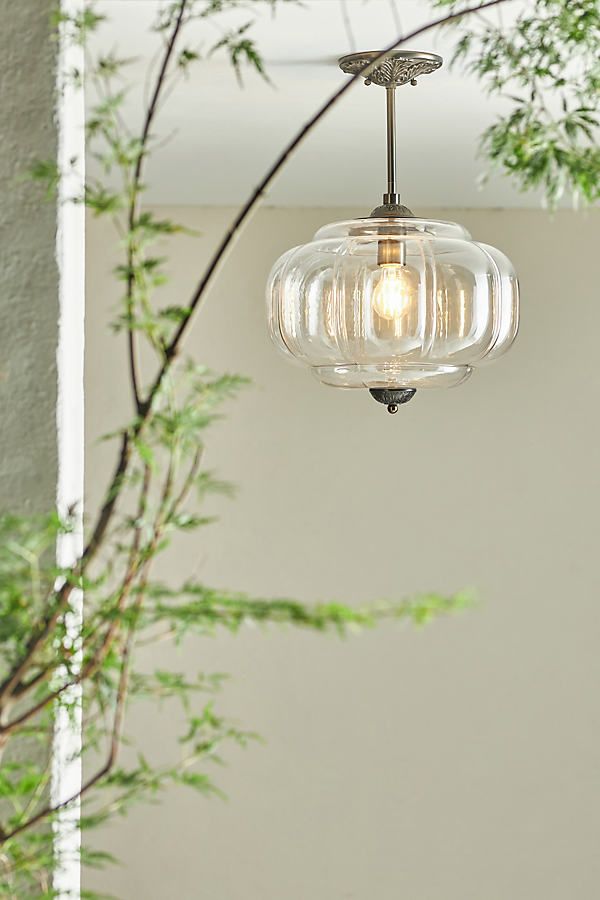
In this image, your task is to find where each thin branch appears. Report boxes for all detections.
[0,438,184,735]
[0,616,135,847]
[83,430,132,565]
[130,447,201,656]
[340,0,356,52]
[92,462,153,665]
[168,447,202,521]
[7,454,151,708]
[388,0,402,36]
[125,0,190,412]
[0,447,182,812]
[0,428,132,704]
[0,575,76,707]
[0,462,154,733]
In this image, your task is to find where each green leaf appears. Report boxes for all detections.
[85,187,125,216]
[210,22,271,85]
[26,160,61,199]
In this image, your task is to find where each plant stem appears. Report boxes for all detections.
[0,615,135,846]
[125,0,190,413]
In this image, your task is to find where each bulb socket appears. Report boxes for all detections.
[377,239,405,267]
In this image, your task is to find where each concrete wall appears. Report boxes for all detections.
[0,2,62,894]
[0,0,59,513]
[85,206,600,900]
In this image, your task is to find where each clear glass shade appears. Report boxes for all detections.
[267,217,519,391]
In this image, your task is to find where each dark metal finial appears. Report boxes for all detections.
[369,388,416,411]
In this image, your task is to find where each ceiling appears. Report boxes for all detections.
[90,0,542,209]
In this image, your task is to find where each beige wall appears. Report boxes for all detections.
[0,1,59,873]
[85,206,600,899]
[0,0,58,512]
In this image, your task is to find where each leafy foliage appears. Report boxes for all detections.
[209,21,272,84]
[437,0,600,204]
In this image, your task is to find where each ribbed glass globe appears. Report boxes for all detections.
[267,217,519,394]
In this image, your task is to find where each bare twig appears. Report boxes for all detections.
[125,0,190,412]
[388,0,402,35]
[340,0,356,52]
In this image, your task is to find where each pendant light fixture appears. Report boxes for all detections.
[266,50,519,413]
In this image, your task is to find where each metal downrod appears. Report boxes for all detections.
[383,86,399,205]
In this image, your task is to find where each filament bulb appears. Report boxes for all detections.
[372,264,415,320]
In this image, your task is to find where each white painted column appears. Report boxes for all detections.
[52,0,85,895]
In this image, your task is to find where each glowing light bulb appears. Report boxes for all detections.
[372,264,415,320]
